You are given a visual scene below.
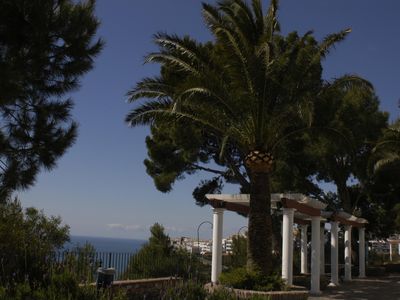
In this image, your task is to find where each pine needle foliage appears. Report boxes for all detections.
[0,0,103,200]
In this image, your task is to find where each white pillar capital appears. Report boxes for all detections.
[344,225,352,281]
[310,216,321,295]
[358,227,366,278]
[282,207,295,286]
[211,207,224,283]
[212,207,225,214]
[283,207,296,216]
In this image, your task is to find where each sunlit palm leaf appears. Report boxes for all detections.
[373,152,400,173]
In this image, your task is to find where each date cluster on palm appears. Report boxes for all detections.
[244,150,274,173]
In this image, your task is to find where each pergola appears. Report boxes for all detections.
[205,193,368,295]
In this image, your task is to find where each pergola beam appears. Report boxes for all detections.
[281,198,321,216]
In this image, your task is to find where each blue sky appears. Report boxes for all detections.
[19,0,400,240]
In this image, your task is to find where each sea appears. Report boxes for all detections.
[64,235,146,253]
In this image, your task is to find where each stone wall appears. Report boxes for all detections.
[112,277,182,298]
[205,283,309,300]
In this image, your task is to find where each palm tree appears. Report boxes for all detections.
[126,0,352,275]
[372,120,400,173]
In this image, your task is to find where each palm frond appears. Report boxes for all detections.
[230,0,257,36]
[218,2,254,51]
[153,33,205,64]
[373,153,400,173]
[256,40,273,70]
[203,3,255,96]
[125,99,173,126]
[264,0,280,40]
[373,139,400,152]
[202,3,227,32]
[251,0,264,34]
[126,99,227,136]
[327,75,373,93]
[127,77,172,102]
[218,135,230,162]
[318,28,351,59]
[145,53,200,76]
[178,87,236,117]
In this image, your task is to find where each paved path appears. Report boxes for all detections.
[309,275,400,300]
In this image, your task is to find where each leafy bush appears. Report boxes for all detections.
[368,250,391,266]
[125,223,207,281]
[0,280,128,300]
[0,199,70,286]
[0,199,108,299]
[163,281,208,300]
[219,267,285,291]
[230,234,247,268]
[58,243,100,283]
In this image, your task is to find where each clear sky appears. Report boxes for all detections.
[19,0,400,240]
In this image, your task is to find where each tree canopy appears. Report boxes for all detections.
[126,0,363,274]
[361,120,400,236]
[125,223,197,279]
[0,198,69,285]
[0,0,103,200]
[307,79,388,212]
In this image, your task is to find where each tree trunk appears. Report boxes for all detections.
[247,171,273,275]
[337,179,351,213]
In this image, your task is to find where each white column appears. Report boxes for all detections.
[359,227,366,278]
[389,242,393,262]
[311,216,321,295]
[282,208,295,286]
[344,225,352,281]
[330,221,339,286]
[398,242,400,255]
[301,224,308,274]
[320,226,325,275]
[211,208,224,283]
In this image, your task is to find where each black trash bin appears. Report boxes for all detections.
[96,267,116,290]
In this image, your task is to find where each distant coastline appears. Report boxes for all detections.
[64,235,146,253]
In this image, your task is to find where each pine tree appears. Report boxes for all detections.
[0,0,103,200]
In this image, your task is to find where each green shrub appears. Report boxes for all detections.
[163,281,208,300]
[219,267,285,291]
[0,282,128,300]
[47,271,79,298]
[207,288,236,300]
[0,199,69,287]
[125,223,208,281]
[368,250,391,266]
[230,235,247,268]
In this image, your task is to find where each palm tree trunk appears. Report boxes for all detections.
[247,171,273,275]
[337,179,351,213]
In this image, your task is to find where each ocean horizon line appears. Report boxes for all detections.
[69,234,147,242]
[65,235,146,253]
